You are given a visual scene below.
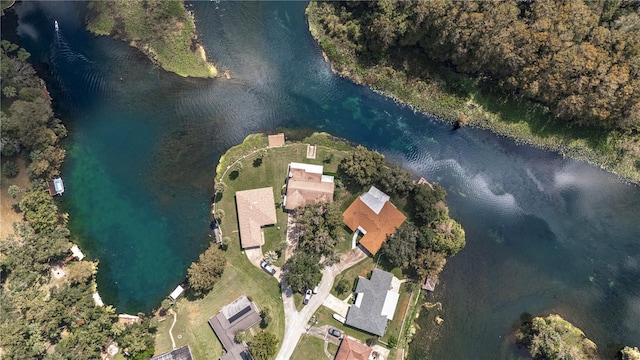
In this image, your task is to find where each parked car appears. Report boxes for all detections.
[328,328,342,338]
[260,260,276,275]
[312,285,319,294]
[303,289,312,305]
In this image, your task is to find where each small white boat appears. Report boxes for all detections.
[54,20,59,32]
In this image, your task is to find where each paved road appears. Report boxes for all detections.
[275,247,366,360]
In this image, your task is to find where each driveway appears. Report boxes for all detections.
[245,247,282,278]
[322,294,349,318]
[275,247,367,360]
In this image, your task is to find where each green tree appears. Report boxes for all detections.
[284,252,322,294]
[235,330,247,344]
[249,331,279,360]
[7,184,21,199]
[264,250,278,264]
[413,248,446,281]
[424,219,466,256]
[2,86,17,98]
[187,243,226,296]
[260,308,272,329]
[380,222,418,269]
[523,315,598,360]
[334,278,352,297]
[19,190,59,233]
[65,261,96,285]
[338,145,385,188]
[118,322,156,360]
[2,160,19,178]
[410,183,447,226]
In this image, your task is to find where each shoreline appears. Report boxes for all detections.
[305,3,639,185]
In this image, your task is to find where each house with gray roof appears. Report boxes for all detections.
[345,269,400,336]
[208,295,260,360]
[150,345,194,360]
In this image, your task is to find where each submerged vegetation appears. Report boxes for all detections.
[306,0,640,182]
[86,0,217,78]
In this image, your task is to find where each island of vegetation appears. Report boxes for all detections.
[306,0,640,183]
[86,0,217,78]
[152,132,465,360]
[516,314,639,360]
[1,40,156,360]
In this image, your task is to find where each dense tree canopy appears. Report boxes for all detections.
[313,0,640,130]
[338,145,385,188]
[292,202,343,258]
[249,331,279,360]
[380,222,419,269]
[518,314,598,360]
[187,242,226,296]
[284,252,322,293]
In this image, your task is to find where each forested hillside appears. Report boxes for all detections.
[308,0,640,182]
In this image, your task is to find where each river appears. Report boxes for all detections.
[6,1,640,358]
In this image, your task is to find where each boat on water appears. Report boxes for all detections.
[54,20,58,31]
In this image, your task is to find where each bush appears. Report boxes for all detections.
[366,336,379,346]
[2,161,19,178]
[335,278,351,297]
[387,335,398,348]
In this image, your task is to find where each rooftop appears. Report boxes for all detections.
[335,337,373,360]
[208,296,261,360]
[267,133,285,147]
[150,345,194,360]
[345,269,399,337]
[343,186,406,255]
[284,163,334,211]
[235,187,277,249]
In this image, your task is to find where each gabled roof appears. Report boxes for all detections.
[236,188,277,248]
[284,163,334,210]
[335,337,372,360]
[345,269,399,336]
[343,186,406,255]
[208,296,261,360]
[150,345,193,360]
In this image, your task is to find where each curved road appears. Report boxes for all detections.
[275,248,366,360]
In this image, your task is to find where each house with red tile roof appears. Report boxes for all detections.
[343,186,406,255]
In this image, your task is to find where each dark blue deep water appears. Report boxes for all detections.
[8,1,640,358]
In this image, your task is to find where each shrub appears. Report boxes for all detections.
[2,161,19,178]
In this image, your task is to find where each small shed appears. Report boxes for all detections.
[169,285,185,302]
[47,177,65,196]
[118,314,142,326]
[267,133,285,147]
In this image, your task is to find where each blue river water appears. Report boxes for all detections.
[7,1,640,358]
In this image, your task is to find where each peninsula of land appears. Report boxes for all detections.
[86,0,217,78]
[306,1,640,183]
[153,132,465,360]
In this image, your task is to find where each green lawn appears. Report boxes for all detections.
[290,334,339,360]
[381,283,415,344]
[155,133,356,359]
[330,256,403,300]
[313,305,372,343]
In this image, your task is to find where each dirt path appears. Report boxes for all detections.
[0,158,30,239]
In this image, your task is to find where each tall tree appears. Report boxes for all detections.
[187,243,226,296]
[284,252,321,293]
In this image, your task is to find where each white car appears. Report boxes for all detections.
[312,286,319,294]
[260,260,276,276]
[303,289,312,305]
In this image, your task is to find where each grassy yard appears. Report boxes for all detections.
[381,282,415,345]
[155,133,356,359]
[330,256,403,300]
[314,305,372,344]
[290,334,339,360]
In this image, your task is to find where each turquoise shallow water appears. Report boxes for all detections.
[7,1,640,358]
